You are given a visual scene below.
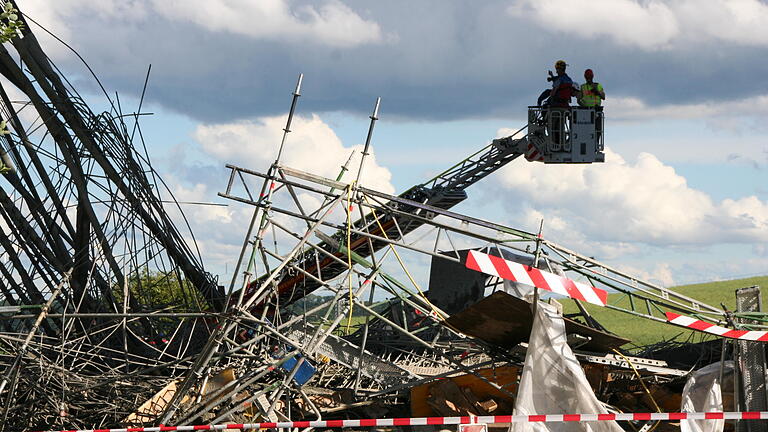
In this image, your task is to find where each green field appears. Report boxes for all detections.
[561,276,768,349]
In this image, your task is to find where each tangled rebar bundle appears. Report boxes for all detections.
[0,2,222,428]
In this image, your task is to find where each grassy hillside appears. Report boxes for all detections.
[562,276,768,349]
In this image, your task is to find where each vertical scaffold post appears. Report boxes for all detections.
[531,219,544,312]
[275,73,303,165]
[353,97,381,190]
[226,73,304,308]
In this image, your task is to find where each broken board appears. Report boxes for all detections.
[444,291,629,351]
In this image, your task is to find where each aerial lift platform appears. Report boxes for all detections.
[496,106,604,164]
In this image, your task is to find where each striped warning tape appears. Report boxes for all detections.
[665,312,768,341]
[37,412,768,432]
[524,142,544,162]
[465,250,608,307]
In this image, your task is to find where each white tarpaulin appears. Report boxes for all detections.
[680,361,732,432]
[503,280,535,302]
[510,302,622,432]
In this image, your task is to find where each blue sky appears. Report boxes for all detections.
[19,0,768,287]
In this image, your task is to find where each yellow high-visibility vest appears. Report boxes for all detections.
[579,82,604,107]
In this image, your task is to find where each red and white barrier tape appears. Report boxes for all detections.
[465,250,607,307]
[665,312,768,341]
[38,412,768,432]
[525,142,544,162]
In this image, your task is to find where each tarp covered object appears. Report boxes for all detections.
[510,302,622,432]
[681,361,732,432]
[503,280,535,302]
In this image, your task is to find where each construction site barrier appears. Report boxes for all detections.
[38,412,768,432]
[665,312,768,341]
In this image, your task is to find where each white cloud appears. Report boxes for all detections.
[609,97,715,121]
[146,112,399,281]
[496,127,527,139]
[171,182,232,225]
[178,0,382,47]
[158,113,397,280]
[159,174,310,281]
[21,0,380,59]
[494,148,768,246]
[0,77,47,134]
[161,179,241,275]
[609,95,768,122]
[21,0,383,52]
[606,134,767,167]
[152,0,384,47]
[673,255,768,285]
[19,0,150,58]
[613,262,676,287]
[508,0,679,50]
[509,0,768,50]
[483,148,767,286]
[194,113,395,194]
[519,206,641,260]
[675,0,768,47]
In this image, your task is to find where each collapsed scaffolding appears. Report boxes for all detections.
[0,3,766,430]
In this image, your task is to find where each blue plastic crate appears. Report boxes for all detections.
[280,354,316,386]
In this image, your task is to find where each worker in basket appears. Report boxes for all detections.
[578,68,605,108]
[578,68,606,142]
[537,60,580,145]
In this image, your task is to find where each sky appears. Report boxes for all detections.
[17,0,768,288]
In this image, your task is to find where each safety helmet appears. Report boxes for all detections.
[584,69,594,79]
[555,60,567,69]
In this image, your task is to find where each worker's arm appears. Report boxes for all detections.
[596,83,605,100]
